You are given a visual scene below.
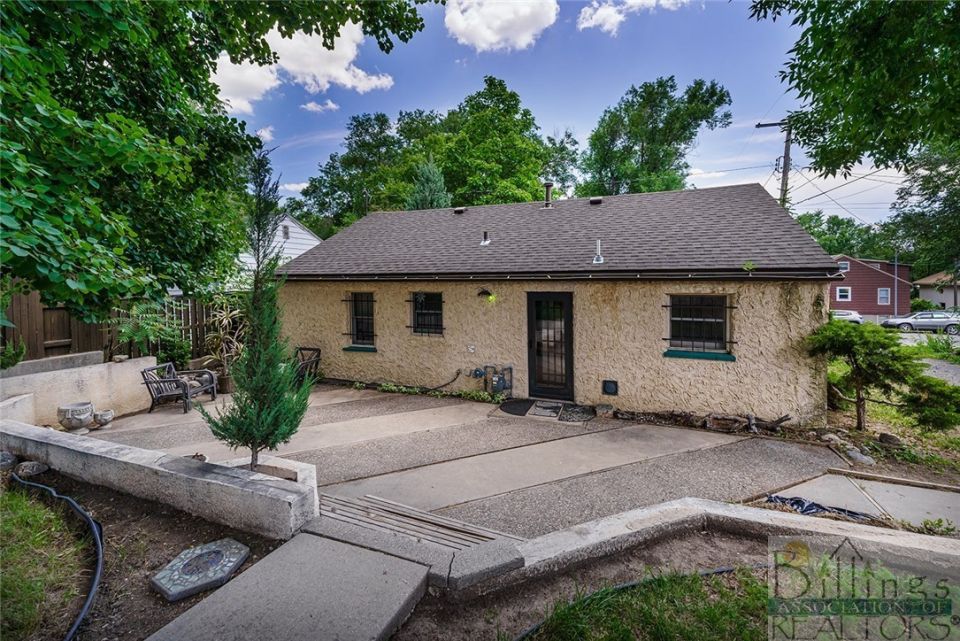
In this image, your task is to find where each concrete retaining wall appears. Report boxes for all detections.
[0,355,156,425]
[0,350,104,379]
[0,420,316,539]
[0,394,35,424]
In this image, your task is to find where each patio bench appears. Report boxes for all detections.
[141,363,217,413]
[294,347,321,387]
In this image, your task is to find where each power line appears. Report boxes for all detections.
[792,168,883,204]
[791,169,876,226]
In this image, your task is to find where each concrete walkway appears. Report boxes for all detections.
[328,424,742,510]
[775,473,960,526]
[147,534,429,641]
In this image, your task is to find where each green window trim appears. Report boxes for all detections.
[343,345,377,353]
[663,349,735,362]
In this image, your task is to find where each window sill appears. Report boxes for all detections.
[343,345,377,353]
[663,349,735,362]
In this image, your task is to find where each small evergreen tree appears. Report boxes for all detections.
[201,149,311,469]
[807,321,922,430]
[405,159,452,210]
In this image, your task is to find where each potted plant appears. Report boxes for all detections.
[203,294,245,393]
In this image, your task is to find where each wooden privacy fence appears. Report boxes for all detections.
[2,292,215,363]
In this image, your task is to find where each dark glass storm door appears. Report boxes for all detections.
[527,292,574,400]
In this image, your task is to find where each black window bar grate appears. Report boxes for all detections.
[406,292,444,336]
[662,295,736,352]
[343,293,375,345]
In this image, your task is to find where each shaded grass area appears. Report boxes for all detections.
[523,569,767,641]
[0,484,88,641]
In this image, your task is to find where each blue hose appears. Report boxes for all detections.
[513,563,768,640]
[10,472,105,641]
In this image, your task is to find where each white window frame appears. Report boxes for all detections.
[836,287,852,302]
[837,261,850,272]
[877,288,891,305]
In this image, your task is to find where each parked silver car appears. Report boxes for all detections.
[830,310,863,324]
[880,311,960,334]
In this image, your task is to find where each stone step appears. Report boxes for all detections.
[147,534,428,641]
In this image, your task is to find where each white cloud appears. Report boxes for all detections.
[445,0,559,52]
[689,168,727,180]
[280,182,309,193]
[212,23,391,116]
[255,126,275,142]
[578,0,690,35]
[212,55,280,115]
[301,99,340,114]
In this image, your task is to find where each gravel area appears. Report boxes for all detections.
[437,437,844,537]
[923,358,960,386]
[290,416,624,486]
[97,393,460,451]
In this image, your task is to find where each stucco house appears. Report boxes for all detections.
[914,270,959,310]
[278,184,840,424]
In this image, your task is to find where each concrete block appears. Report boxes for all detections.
[0,355,156,424]
[302,514,455,587]
[147,534,429,641]
[447,538,524,590]
[216,455,318,515]
[0,350,103,379]
[1,420,315,539]
[0,393,36,424]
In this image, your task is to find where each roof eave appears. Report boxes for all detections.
[281,268,843,282]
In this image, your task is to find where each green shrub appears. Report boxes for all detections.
[157,337,191,369]
[900,375,960,431]
[911,298,940,313]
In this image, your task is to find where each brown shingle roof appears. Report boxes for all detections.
[281,183,839,280]
[914,271,956,286]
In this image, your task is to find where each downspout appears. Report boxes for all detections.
[893,251,899,316]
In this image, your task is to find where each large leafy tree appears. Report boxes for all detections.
[542,131,580,197]
[794,210,896,260]
[1,0,426,320]
[888,142,960,279]
[577,77,732,197]
[750,0,959,175]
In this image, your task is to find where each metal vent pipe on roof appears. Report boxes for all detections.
[543,182,554,208]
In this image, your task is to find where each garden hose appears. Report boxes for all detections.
[10,473,105,641]
[512,562,769,641]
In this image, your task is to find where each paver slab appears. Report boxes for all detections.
[147,534,428,641]
[854,479,960,526]
[328,424,741,511]
[774,474,883,517]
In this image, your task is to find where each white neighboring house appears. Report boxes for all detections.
[168,215,321,296]
[237,215,322,271]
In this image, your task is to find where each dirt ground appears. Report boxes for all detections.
[394,531,768,641]
[21,471,279,641]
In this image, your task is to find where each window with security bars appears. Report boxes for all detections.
[346,292,375,345]
[409,292,443,335]
[666,295,733,352]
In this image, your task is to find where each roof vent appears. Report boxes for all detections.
[543,182,554,208]
[589,196,603,205]
[453,206,466,214]
[592,240,604,265]
[480,231,491,246]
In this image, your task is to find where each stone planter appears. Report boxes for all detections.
[94,409,114,427]
[57,401,94,431]
[216,455,318,516]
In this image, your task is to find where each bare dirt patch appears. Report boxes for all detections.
[18,471,278,641]
[395,531,767,641]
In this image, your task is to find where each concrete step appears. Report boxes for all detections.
[147,534,428,641]
[305,494,524,589]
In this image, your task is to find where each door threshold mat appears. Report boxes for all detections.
[499,399,535,417]
[529,401,564,418]
[559,404,596,422]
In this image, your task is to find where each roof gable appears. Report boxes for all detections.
[282,183,839,280]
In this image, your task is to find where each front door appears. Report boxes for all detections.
[527,292,574,400]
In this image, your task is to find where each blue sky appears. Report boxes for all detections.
[214,0,902,224]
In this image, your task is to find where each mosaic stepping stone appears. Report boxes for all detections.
[151,538,249,602]
[529,400,564,418]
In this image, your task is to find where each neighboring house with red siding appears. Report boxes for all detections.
[829,255,911,322]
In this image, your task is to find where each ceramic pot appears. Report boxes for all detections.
[57,402,94,430]
[94,409,114,426]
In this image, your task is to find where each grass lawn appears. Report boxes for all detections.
[0,484,88,641]
[524,569,767,641]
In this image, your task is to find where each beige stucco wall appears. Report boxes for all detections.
[279,279,830,424]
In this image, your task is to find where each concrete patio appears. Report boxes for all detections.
[94,385,845,538]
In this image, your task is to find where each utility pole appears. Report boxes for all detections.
[756,120,791,207]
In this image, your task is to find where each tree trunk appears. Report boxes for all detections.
[250,448,259,471]
[855,387,867,430]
